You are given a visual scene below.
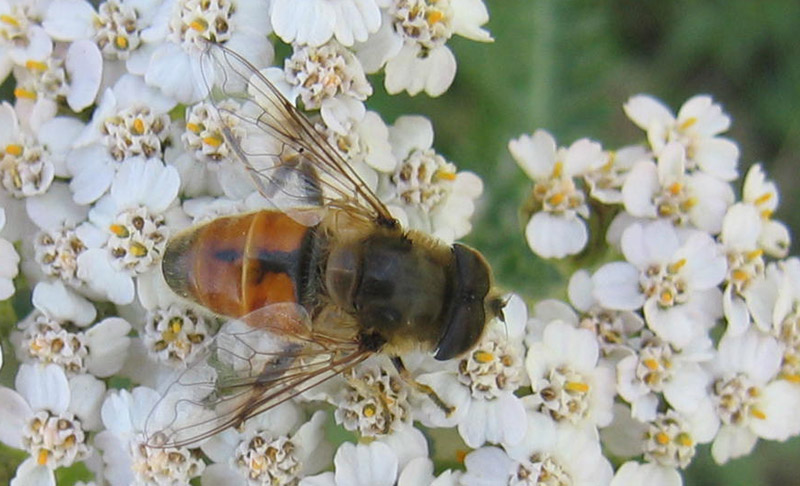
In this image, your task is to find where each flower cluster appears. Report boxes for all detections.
[506,94,799,485]
[0,0,490,484]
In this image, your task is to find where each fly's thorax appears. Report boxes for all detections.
[324,230,453,352]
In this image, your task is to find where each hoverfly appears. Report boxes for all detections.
[144,42,504,447]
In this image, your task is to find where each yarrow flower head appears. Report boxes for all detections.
[510,129,605,258]
[382,115,482,243]
[357,0,493,96]
[624,94,739,181]
[0,364,105,485]
[592,220,727,349]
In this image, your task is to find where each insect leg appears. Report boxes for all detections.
[391,356,455,417]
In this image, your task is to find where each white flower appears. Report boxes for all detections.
[322,357,413,437]
[201,406,331,486]
[0,101,81,198]
[14,281,132,377]
[640,408,718,470]
[356,0,492,96]
[708,329,800,463]
[26,182,111,293]
[139,304,213,367]
[622,141,734,234]
[415,294,528,448]
[44,0,162,71]
[0,364,104,485]
[382,115,482,243]
[509,130,605,258]
[77,156,179,304]
[13,40,102,129]
[592,220,726,349]
[271,0,382,47]
[67,74,176,204]
[95,386,205,485]
[623,94,739,181]
[267,40,372,111]
[584,144,648,205]
[742,163,790,258]
[563,269,645,359]
[0,0,53,83]
[320,96,396,176]
[718,203,766,337]
[0,206,20,299]
[168,99,256,199]
[616,331,712,421]
[141,0,273,103]
[525,321,615,429]
[461,414,613,486]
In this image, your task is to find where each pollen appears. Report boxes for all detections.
[565,381,590,393]
[551,161,564,178]
[115,35,129,49]
[130,242,148,257]
[132,118,145,135]
[5,144,23,156]
[38,449,49,465]
[668,182,682,195]
[14,87,37,100]
[548,192,565,206]
[363,404,376,417]
[746,249,764,261]
[186,122,201,133]
[677,433,693,447]
[750,408,766,420]
[203,135,223,147]
[109,224,130,237]
[189,18,208,32]
[668,258,687,273]
[783,374,800,384]
[455,449,468,464]
[25,60,48,71]
[643,358,660,371]
[754,193,773,206]
[427,10,444,24]
[435,169,456,181]
[473,350,495,363]
[732,269,748,282]
[0,14,19,26]
[678,116,698,131]
[655,432,670,445]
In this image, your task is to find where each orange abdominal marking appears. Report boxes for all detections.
[178,210,314,318]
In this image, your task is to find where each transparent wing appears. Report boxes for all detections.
[144,303,369,448]
[200,41,397,228]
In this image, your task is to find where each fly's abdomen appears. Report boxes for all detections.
[162,211,317,318]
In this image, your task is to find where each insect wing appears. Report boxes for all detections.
[144,303,368,447]
[201,42,396,228]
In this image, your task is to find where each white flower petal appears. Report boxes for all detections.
[32,280,96,326]
[43,0,95,40]
[525,211,587,259]
[68,373,105,430]
[0,387,33,448]
[16,364,70,414]
[65,40,103,111]
[334,441,398,486]
[592,262,644,310]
